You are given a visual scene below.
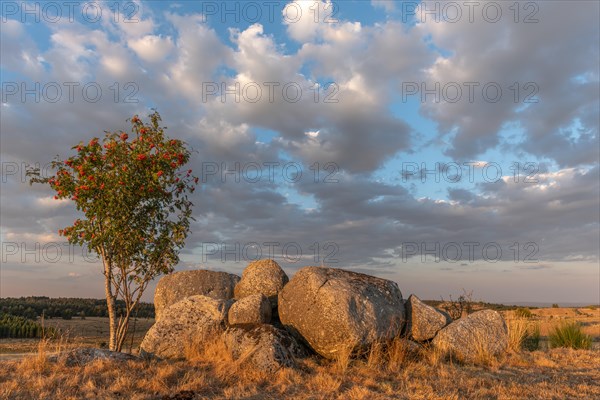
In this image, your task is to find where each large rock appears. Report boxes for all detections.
[234,259,289,307]
[48,348,139,367]
[432,309,508,362]
[224,324,306,373]
[228,294,272,325]
[404,295,451,341]
[278,266,405,359]
[154,270,240,321]
[140,295,232,359]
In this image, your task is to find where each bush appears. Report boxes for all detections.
[552,303,559,308]
[549,322,592,350]
[514,307,533,319]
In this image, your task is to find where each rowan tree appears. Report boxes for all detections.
[28,111,197,351]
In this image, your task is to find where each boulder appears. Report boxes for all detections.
[234,259,289,308]
[278,266,405,359]
[140,295,232,359]
[48,348,139,367]
[224,324,306,373]
[404,295,452,341]
[228,294,272,326]
[154,270,240,321]
[432,309,508,362]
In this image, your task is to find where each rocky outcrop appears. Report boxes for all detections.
[224,324,306,373]
[228,294,272,325]
[154,270,240,321]
[278,266,405,359]
[432,309,508,362]
[140,295,232,359]
[139,261,508,369]
[234,259,288,308]
[404,295,452,341]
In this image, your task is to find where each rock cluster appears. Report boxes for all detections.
[138,259,509,370]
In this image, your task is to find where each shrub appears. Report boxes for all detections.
[514,307,533,319]
[549,322,592,350]
[552,303,559,308]
[440,289,474,320]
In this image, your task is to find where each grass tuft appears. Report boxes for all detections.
[548,321,592,350]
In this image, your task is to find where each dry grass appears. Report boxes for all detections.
[1,308,598,399]
[1,338,599,400]
[508,318,529,352]
[505,307,600,339]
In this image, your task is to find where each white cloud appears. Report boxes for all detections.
[128,35,175,62]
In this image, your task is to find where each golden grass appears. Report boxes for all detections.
[503,307,600,339]
[1,345,599,400]
[1,308,598,399]
[508,318,529,352]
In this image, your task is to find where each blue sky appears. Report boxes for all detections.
[1,1,599,304]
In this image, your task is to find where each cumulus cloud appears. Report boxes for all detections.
[0,1,598,303]
[415,1,599,166]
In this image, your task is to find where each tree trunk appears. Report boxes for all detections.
[103,260,118,351]
[115,312,130,352]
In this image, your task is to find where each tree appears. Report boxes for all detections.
[28,111,197,351]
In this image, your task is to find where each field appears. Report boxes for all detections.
[0,317,154,357]
[0,306,598,399]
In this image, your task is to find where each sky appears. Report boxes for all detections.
[0,0,599,305]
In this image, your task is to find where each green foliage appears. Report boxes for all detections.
[549,322,592,349]
[0,297,154,319]
[552,303,559,308]
[28,111,197,276]
[515,307,533,319]
[27,111,194,351]
[522,323,541,351]
[0,312,56,339]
